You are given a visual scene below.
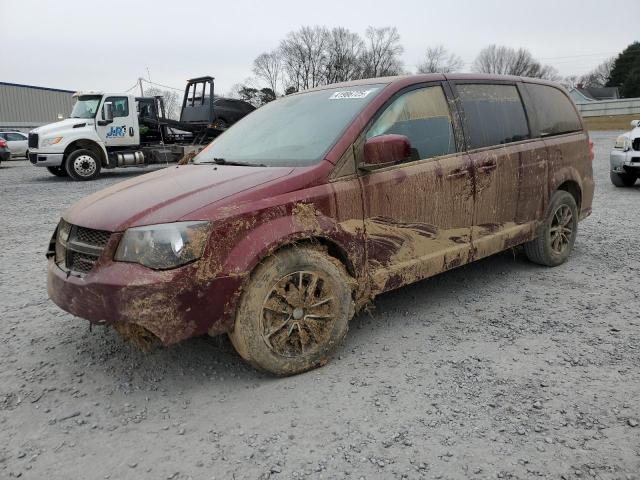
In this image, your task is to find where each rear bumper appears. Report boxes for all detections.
[610,149,640,174]
[47,257,245,345]
[0,151,10,162]
[30,152,64,167]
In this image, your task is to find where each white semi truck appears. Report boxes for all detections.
[28,76,254,180]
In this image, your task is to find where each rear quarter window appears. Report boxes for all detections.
[525,83,582,137]
[457,84,530,150]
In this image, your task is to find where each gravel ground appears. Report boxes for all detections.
[1,131,638,480]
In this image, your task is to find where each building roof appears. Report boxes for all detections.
[571,86,620,101]
[0,81,75,94]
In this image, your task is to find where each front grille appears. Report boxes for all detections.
[52,219,111,276]
[28,133,38,148]
[75,226,111,247]
[633,138,640,151]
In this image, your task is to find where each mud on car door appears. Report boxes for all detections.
[450,81,547,258]
[356,82,474,295]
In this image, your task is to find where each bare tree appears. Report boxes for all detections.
[417,45,464,74]
[472,45,558,80]
[253,51,282,96]
[280,26,329,91]
[143,86,181,119]
[324,27,364,84]
[579,57,614,87]
[561,75,580,90]
[360,26,404,78]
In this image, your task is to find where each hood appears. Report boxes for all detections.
[64,164,294,231]
[33,118,92,137]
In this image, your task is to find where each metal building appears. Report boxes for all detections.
[0,82,75,132]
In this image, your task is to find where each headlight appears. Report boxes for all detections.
[614,135,631,151]
[115,221,210,270]
[41,136,63,147]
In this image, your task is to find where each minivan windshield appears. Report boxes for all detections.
[194,84,385,167]
[70,95,102,119]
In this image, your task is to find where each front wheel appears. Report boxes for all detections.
[228,246,355,376]
[610,171,637,187]
[46,166,68,177]
[65,149,101,181]
[523,190,579,267]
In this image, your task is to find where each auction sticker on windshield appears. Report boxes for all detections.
[329,88,378,100]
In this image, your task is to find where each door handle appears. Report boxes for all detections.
[477,161,497,173]
[129,127,134,137]
[446,169,470,179]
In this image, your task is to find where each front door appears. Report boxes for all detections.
[96,96,139,147]
[452,82,542,259]
[357,84,474,295]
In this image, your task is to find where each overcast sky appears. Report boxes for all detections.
[2,0,639,96]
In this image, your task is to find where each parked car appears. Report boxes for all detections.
[610,120,640,187]
[47,74,594,375]
[0,131,29,158]
[0,138,11,165]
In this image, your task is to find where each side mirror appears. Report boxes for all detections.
[103,102,114,122]
[631,119,640,128]
[360,134,411,170]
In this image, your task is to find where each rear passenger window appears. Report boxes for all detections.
[367,85,456,161]
[457,84,530,149]
[525,84,582,136]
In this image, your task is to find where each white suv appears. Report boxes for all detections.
[610,120,640,187]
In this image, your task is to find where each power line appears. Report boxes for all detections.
[141,78,184,92]
[539,52,616,61]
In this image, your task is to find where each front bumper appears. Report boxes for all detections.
[29,151,64,167]
[610,148,640,174]
[47,255,246,345]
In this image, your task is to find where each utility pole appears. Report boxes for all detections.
[138,77,144,96]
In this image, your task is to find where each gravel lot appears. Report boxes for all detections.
[1,131,638,480]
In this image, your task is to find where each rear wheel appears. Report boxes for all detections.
[212,118,228,131]
[610,171,637,187]
[65,149,101,181]
[46,166,68,177]
[228,246,354,376]
[523,190,578,267]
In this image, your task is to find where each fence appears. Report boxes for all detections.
[575,97,640,117]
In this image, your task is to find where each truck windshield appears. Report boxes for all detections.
[70,95,102,119]
[194,83,385,167]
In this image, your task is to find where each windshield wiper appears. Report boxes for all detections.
[200,158,267,167]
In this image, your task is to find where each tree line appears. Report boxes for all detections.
[229,27,640,106]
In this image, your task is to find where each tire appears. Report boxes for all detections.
[610,171,637,187]
[212,118,228,131]
[523,190,578,267]
[65,149,101,181]
[228,246,354,376]
[24,149,29,159]
[46,166,68,177]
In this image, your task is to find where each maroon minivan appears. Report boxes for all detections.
[47,74,594,375]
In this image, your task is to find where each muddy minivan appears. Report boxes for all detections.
[48,74,594,375]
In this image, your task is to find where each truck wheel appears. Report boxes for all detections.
[46,166,68,177]
[212,119,228,130]
[65,149,101,181]
[524,190,578,267]
[228,246,355,376]
[610,171,637,187]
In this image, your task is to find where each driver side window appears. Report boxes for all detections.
[105,97,129,118]
[367,85,456,161]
